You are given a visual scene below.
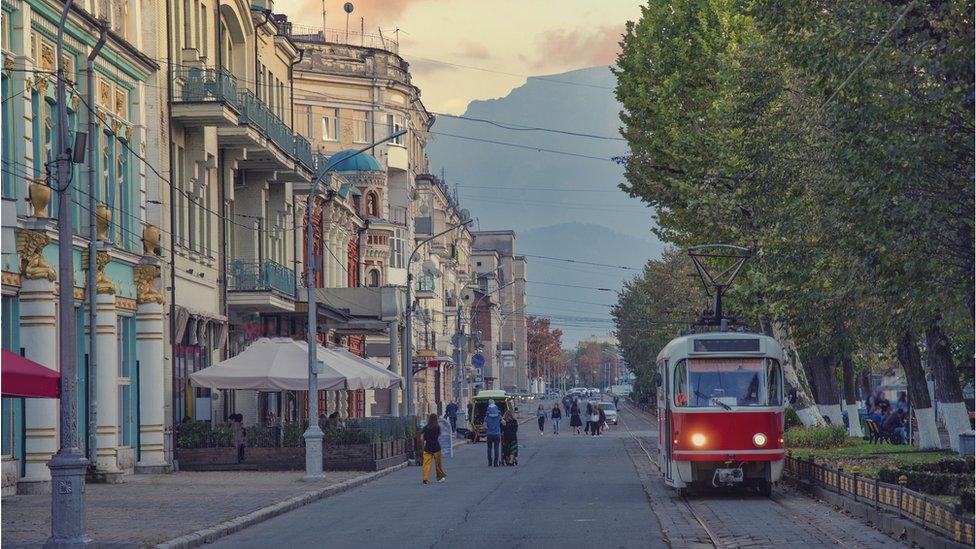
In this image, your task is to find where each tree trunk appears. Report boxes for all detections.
[808,354,843,427]
[772,322,825,426]
[858,368,871,403]
[841,356,863,437]
[926,321,972,452]
[896,328,942,449]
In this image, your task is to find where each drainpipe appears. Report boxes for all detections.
[253,9,272,97]
[356,220,368,287]
[289,49,304,130]
[85,22,109,469]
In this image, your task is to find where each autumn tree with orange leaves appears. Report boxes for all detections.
[526,316,565,380]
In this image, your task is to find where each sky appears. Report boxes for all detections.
[291,0,642,113]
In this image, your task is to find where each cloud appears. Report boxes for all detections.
[458,40,491,60]
[533,25,623,71]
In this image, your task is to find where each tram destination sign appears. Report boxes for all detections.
[693,338,760,352]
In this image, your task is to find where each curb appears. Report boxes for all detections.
[155,462,408,549]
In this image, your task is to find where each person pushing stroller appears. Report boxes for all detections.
[501,409,519,465]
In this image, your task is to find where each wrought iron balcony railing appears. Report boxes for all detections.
[174,67,240,108]
[238,90,296,157]
[416,274,436,293]
[229,259,296,296]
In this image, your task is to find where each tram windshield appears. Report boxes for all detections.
[678,358,767,407]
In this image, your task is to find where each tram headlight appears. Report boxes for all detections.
[753,432,768,447]
[691,433,706,447]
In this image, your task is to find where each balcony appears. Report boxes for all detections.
[389,206,408,227]
[218,90,301,175]
[170,67,241,127]
[415,274,436,300]
[227,259,297,312]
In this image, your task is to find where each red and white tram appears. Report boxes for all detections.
[655,331,785,496]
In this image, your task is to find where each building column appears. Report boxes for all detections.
[18,277,58,494]
[135,262,166,471]
[94,287,122,479]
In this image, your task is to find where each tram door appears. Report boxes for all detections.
[657,359,672,481]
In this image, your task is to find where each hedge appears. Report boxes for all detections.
[878,458,976,496]
[783,425,847,449]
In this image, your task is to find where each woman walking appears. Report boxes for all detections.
[590,406,600,437]
[584,401,594,434]
[570,400,583,435]
[597,405,607,435]
[536,404,547,435]
[421,413,446,484]
[551,403,562,435]
[501,409,519,465]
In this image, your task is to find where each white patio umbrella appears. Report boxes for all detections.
[331,347,403,389]
[189,337,388,391]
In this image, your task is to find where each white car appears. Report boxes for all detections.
[600,402,619,425]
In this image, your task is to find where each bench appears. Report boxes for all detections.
[865,419,888,443]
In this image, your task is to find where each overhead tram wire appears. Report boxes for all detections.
[521,254,642,271]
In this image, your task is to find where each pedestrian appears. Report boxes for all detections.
[570,400,582,435]
[882,408,908,444]
[597,405,607,435]
[484,399,502,467]
[590,406,600,437]
[584,401,594,434]
[232,414,246,463]
[551,403,562,435]
[421,413,447,484]
[613,395,620,408]
[501,409,519,465]
[896,391,909,415]
[445,400,459,432]
[536,404,547,435]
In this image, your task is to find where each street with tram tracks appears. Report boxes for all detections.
[205,400,905,549]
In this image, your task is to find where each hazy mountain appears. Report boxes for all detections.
[426,66,666,345]
[427,66,655,239]
[517,223,664,345]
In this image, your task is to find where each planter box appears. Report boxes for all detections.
[325,441,408,471]
[177,439,409,472]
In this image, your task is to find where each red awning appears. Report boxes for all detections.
[1,350,60,398]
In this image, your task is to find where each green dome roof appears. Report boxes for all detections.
[326,149,382,172]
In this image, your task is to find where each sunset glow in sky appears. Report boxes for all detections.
[292,0,642,113]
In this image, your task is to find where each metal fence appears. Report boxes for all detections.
[173,67,240,108]
[176,416,419,449]
[785,455,974,545]
[229,259,296,296]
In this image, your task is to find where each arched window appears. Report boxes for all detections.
[366,192,379,217]
[368,269,380,287]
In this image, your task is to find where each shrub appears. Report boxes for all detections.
[211,422,234,447]
[282,421,308,447]
[176,420,211,449]
[246,425,277,448]
[960,488,974,513]
[785,407,802,430]
[783,425,847,449]
[878,458,976,496]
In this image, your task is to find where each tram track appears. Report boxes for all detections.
[620,402,863,549]
[619,404,726,549]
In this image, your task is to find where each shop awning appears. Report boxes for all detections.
[189,338,397,392]
[332,348,402,389]
[1,350,60,398]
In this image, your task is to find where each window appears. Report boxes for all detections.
[673,359,687,406]
[321,108,338,141]
[110,0,128,40]
[386,114,404,145]
[368,269,380,287]
[117,316,137,449]
[351,111,369,143]
[766,358,782,406]
[115,151,128,247]
[389,228,404,269]
[183,0,192,48]
[685,358,766,407]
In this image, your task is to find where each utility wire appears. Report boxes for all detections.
[522,253,642,271]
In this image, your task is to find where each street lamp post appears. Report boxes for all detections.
[303,130,405,482]
[403,219,473,417]
[48,1,91,546]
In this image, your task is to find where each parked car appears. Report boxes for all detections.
[600,402,619,425]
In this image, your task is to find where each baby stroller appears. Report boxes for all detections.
[503,440,519,466]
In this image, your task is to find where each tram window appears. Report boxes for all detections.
[766,359,782,405]
[673,360,688,407]
[686,358,766,407]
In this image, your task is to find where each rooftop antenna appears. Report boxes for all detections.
[686,244,751,328]
[343,2,354,44]
[320,0,327,39]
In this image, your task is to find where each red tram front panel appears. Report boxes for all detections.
[671,410,784,462]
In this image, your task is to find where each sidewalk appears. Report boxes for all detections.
[1,469,376,547]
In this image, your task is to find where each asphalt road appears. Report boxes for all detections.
[210,400,668,549]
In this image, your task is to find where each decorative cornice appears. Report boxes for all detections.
[17,230,56,281]
[116,296,137,311]
[1,271,22,288]
[133,264,163,304]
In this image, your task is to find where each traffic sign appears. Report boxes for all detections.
[471,352,485,368]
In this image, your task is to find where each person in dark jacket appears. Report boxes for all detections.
[445,400,459,432]
[484,400,502,467]
[597,405,607,435]
[536,404,547,435]
[421,413,446,484]
[570,401,583,435]
[551,404,562,435]
[882,409,908,444]
[584,402,594,434]
[501,410,519,465]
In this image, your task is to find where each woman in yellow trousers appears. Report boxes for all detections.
[421,413,447,484]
